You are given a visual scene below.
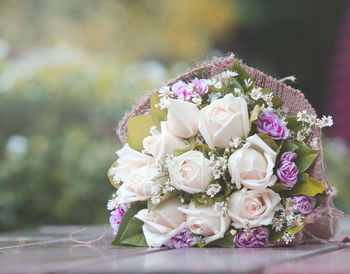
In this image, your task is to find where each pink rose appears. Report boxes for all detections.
[257,111,289,140]
[135,198,187,247]
[228,188,281,228]
[198,94,249,149]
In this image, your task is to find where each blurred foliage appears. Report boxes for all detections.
[0,0,349,230]
[324,139,350,214]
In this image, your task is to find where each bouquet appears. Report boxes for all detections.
[106,54,337,248]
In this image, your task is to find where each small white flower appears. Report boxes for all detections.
[297,110,308,122]
[304,126,312,135]
[212,168,221,180]
[280,117,288,127]
[192,93,202,106]
[221,70,238,79]
[107,198,118,210]
[310,137,318,150]
[296,131,306,143]
[151,195,161,205]
[230,229,237,236]
[260,103,274,112]
[163,179,175,194]
[321,115,333,127]
[263,93,274,107]
[308,115,317,125]
[285,198,297,211]
[282,232,295,244]
[216,156,228,171]
[244,78,253,88]
[275,203,284,212]
[206,184,222,198]
[214,81,223,89]
[158,97,169,109]
[287,214,304,228]
[281,207,295,222]
[250,87,263,100]
[229,137,241,148]
[208,92,221,102]
[272,217,284,232]
[108,167,118,177]
[158,85,171,98]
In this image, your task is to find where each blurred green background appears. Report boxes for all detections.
[1,0,349,231]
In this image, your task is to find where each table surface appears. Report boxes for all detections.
[0,218,349,274]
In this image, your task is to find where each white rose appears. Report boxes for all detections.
[135,198,187,247]
[198,93,249,149]
[179,202,231,244]
[115,144,154,182]
[142,122,187,161]
[115,164,159,204]
[168,151,212,194]
[227,188,281,228]
[228,134,277,190]
[166,98,200,138]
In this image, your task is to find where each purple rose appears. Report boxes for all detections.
[234,227,269,248]
[109,204,129,235]
[193,78,208,95]
[277,161,298,187]
[281,152,297,162]
[172,81,193,101]
[257,111,289,140]
[165,228,196,249]
[293,195,316,214]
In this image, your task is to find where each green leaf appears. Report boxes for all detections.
[285,116,303,131]
[271,183,291,192]
[119,217,147,246]
[291,173,325,197]
[126,114,155,151]
[292,141,319,173]
[282,141,299,153]
[150,92,167,128]
[230,60,253,89]
[315,192,328,208]
[286,222,304,235]
[250,104,261,127]
[196,69,206,79]
[107,161,121,189]
[207,234,234,248]
[112,201,146,246]
[188,136,197,150]
[257,133,279,152]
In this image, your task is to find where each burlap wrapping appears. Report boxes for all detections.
[117,54,339,244]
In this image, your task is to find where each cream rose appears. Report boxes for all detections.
[135,198,187,247]
[198,93,249,149]
[142,122,187,161]
[166,98,200,138]
[228,188,281,228]
[178,202,231,244]
[168,151,212,194]
[228,134,277,190]
[115,164,159,204]
[115,144,154,182]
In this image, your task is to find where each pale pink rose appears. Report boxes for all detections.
[168,151,212,194]
[198,94,249,149]
[166,98,200,138]
[142,122,187,161]
[228,134,277,190]
[179,202,231,244]
[228,188,281,228]
[115,164,159,204]
[135,198,187,247]
[115,144,154,182]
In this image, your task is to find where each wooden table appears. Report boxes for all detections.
[0,218,349,273]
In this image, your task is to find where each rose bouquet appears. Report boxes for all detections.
[106,55,337,248]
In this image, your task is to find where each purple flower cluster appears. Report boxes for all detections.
[257,111,289,140]
[109,204,129,235]
[293,195,316,214]
[165,228,196,249]
[234,227,269,248]
[172,78,208,101]
[277,152,299,187]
